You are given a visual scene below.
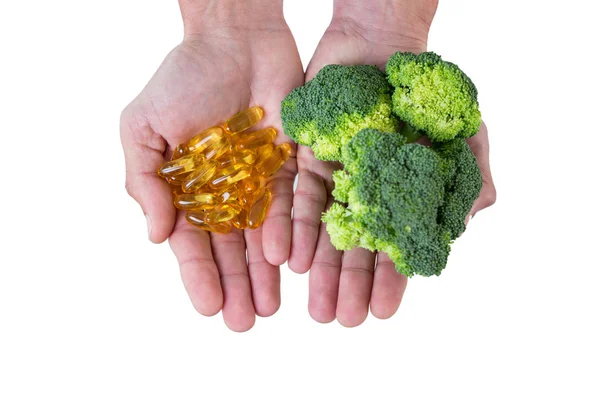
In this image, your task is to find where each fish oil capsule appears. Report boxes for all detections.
[166,175,185,186]
[187,126,226,154]
[232,208,248,230]
[238,174,261,193]
[219,188,241,203]
[209,165,252,190]
[186,212,231,234]
[203,136,231,160]
[247,188,272,229]
[171,144,189,160]
[174,193,217,210]
[225,106,264,134]
[182,159,218,193]
[235,128,277,151]
[205,203,242,224]
[255,143,274,163]
[158,154,204,178]
[255,143,292,177]
[238,188,261,208]
[232,149,258,165]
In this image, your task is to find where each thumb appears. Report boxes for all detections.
[120,110,176,243]
[466,121,497,221]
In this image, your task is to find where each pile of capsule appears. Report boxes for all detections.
[157,106,291,234]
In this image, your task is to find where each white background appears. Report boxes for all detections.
[1,0,599,399]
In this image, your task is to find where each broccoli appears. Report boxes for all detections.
[323,129,482,277]
[281,64,399,161]
[386,52,481,142]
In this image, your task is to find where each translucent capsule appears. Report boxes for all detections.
[166,175,185,186]
[219,188,241,203]
[232,208,248,230]
[186,212,231,234]
[182,159,218,193]
[255,144,274,164]
[158,154,204,178]
[247,188,272,229]
[255,143,292,177]
[238,188,261,208]
[171,144,189,160]
[209,165,252,190]
[235,128,277,151]
[203,136,231,160]
[225,106,264,134]
[237,174,261,193]
[205,203,242,224]
[174,193,217,210]
[233,149,258,165]
[187,127,226,154]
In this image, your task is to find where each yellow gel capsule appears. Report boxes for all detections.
[255,143,292,177]
[225,106,264,134]
[171,144,189,160]
[233,149,258,165]
[186,212,231,234]
[182,160,218,193]
[235,128,277,151]
[174,193,217,210]
[247,188,272,229]
[203,136,231,160]
[205,203,242,224]
[187,126,226,154]
[255,143,274,163]
[166,175,185,186]
[219,188,240,203]
[232,208,248,230]
[238,174,261,193]
[158,154,204,178]
[209,166,252,190]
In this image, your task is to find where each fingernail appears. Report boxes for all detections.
[145,214,153,240]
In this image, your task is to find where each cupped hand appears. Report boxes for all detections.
[120,22,304,331]
[289,17,496,327]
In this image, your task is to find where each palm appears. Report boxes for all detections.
[121,25,304,331]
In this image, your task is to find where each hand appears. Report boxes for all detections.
[120,3,304,332]
[288,0,496,327]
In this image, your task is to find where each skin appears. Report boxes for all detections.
[121,0,496,330]
[120,0,304,332]
[288,0,496,327]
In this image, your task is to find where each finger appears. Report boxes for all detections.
[211,229,256,332]
[261,164,295,266]
[466,121,497,219]
[370,252,407,319]
[308,201,343,323]
[169,213,223,316]
[288,146,332,274]
[120,111,175,243]
[336,248,376,327]
[245,227,281,318]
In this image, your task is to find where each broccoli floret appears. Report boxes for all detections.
[281,64,399,161]
[386,52,481,142]
[323,129,481,277]
[434,139,483,239]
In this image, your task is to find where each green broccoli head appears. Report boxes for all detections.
[281,64,399,161]
[386,52,481,142]
[434,139,483,239]
[324,129,481,277]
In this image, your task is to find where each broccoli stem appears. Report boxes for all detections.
[399,123,424,143]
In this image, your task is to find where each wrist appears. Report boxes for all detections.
[179,0,285,36]
[331,0,438,54]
